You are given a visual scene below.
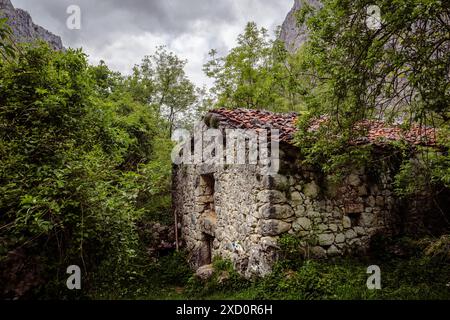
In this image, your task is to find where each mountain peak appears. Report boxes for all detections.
[0,0,64,51]
[280,0,322,53]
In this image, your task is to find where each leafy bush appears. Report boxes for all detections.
[0,43,172,298]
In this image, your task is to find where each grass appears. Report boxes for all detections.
[88,235,450,300]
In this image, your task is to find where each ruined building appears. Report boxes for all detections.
[172,108,447,277]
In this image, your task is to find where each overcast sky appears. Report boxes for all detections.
[11,0,292,88]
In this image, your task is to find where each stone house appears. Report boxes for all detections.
[172,108,446,277]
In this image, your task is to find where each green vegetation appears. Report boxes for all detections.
[124,236,450,300]
[204,22,307,112]
[290,0,450,193]
[0,39,192,298]
[1,1,449,300]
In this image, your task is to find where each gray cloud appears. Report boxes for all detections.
[11,0,292,87]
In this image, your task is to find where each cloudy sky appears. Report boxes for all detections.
[11,0,293,87]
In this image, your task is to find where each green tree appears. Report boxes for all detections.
[0,43,172,298]
[131,46,197,133]
[292,0,449,190]
[204,22,305,112]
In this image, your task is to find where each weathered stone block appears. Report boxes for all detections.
[376,196,385,207]
[259,219,291,236]
[262,174,289,190]
[346,203,364,214]
[310,246,327,258]
[261,236,279,250]
[303,181,320,198]
[293,217,312,231]
[196,264,215,280]
[259,203,294,219]
[348,174,361,187]
[291,191,304,204]
[343,216,352,229]
[318,233,335,246]
[354,226,366,236]
[327,245,340,256]
[295,205,306,216]
[335,233,345,243]
[358,185,368,196]
[329,224,338,232]
[345,229,357,240]
[360,212,374,226]
[257,190,287,204]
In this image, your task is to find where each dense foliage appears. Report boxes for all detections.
[137,235,450,300]
[1,1,449,300]
[204,22,308,112]
[0,41,181,298]
[291,0,449,192]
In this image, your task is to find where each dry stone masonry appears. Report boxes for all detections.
[172,109,445,277]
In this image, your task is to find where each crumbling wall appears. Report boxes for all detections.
[173,144,444,278]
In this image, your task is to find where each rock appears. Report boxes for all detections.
[327,245,340,256]
[318,233,334,246]
[279,0,322,53]
[345,229,357,240]
[197,195,213,204]
[261,237,279,250]
[196,264,215,280]
[257,190,287,204]
[262,174,288,190]
[348,174,361,187]
[347,203,364,214]
[303,181,320,198]
[307,210,321,218]
[291,191,304,204]
[246,245,278,278]
[0,0,64,51]
[295,205,306,216]
[358,185,368,196]
[354,226,366,236]
[259,204,294,219]
[335,233,345,243]
[343,216,352,229]
[360,212,374,226]
[367,196,376,207]
[293,217,312,231]
[310,246,327,258]
[349,238,362,247]
[376,196,385,207]
[329,224,338,232]
[259,219,291,236]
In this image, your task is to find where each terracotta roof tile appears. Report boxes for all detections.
[205,108,437,147]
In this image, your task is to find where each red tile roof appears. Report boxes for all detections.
[206,108,437,146]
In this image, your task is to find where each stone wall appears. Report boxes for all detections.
[173,142,443,278]
[173,163,280,277]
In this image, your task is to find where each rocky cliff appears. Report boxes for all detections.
[0,0,63,51]
[280,0,322,53]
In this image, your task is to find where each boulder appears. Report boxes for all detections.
[196,264,215,280]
